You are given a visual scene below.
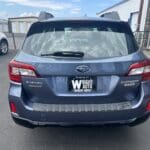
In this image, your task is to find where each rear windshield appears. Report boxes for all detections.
[22,21,138,59]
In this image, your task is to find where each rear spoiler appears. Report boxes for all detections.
[38,11,54,21]
[100,11,120,20]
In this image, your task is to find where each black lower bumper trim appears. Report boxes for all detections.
[12,116,35,129]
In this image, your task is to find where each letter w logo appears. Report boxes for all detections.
[72,80,82,90]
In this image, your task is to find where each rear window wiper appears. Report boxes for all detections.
[41,51,84,58]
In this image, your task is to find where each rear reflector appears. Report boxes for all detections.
[146,102,150,111]
[8,60,38,83]
[10,102,17,113]
[128,60,150,80]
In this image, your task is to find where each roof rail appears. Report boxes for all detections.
[100,11,120,20]
[38,11,54,21]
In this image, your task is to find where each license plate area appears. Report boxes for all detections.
[69,76,96,93]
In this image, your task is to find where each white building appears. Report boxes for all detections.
[97,0,150,48]
[8,16,38,33]
[0,19,8,32]
[97,0,149,32]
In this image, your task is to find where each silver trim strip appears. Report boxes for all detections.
[132,86,144,109]
[32,102,132,113]
[11,112,19,117]
[10,81,22,85]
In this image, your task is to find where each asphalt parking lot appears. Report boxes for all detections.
[0,50,150,150]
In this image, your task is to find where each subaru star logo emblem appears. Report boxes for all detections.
[76,65,90,73]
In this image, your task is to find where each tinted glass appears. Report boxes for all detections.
[22,21,138,59]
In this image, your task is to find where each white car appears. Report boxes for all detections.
[0,32,9,55]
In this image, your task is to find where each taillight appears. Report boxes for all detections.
[10,102,17,113]
[128,60,150,80]
[8,60,38,83]
[146,102,150,111]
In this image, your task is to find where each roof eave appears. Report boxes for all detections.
[96,0,129,16]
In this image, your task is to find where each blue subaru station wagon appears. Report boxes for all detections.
[8,17,150,128]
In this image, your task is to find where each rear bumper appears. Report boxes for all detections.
[10,98,150,126]
[11,110,150,127]
[9,81,150,126]
[11,112,150,127]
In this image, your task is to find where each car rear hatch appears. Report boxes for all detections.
[9,20,147,107]
[9,51,146,106]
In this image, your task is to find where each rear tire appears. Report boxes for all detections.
[0,40,8,55]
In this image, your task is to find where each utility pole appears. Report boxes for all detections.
[143,0,150,48]
[137,0,144,32]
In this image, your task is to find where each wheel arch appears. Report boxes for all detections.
[0,38,9,45]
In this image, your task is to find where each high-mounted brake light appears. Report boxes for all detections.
[8,60,38,83]
[128,60,150,80]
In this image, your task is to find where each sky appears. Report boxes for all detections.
[0,0,122,19]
